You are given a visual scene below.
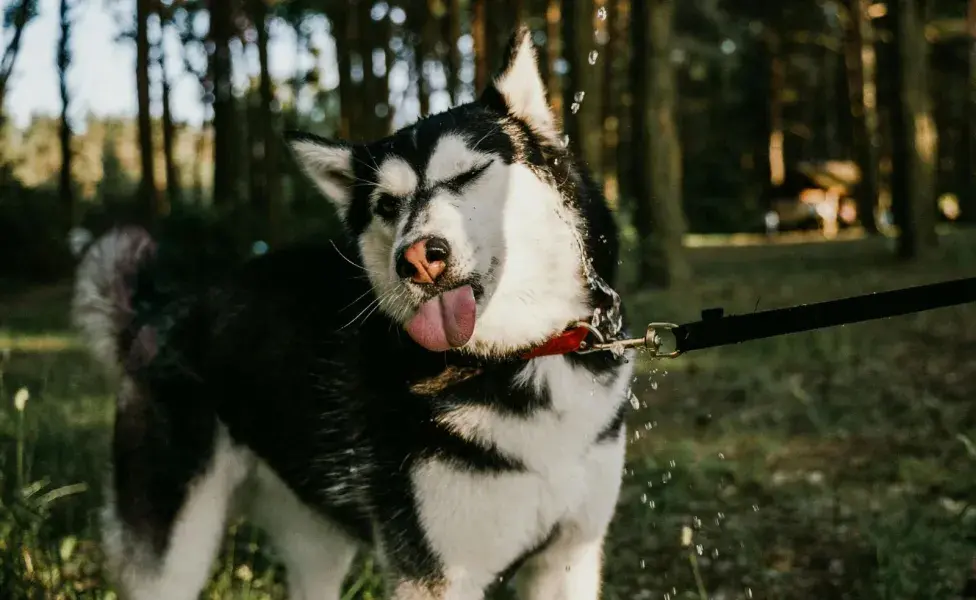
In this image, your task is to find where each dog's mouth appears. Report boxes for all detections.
[405,284,477,351]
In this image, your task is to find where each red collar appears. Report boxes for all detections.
[520,324,592,360]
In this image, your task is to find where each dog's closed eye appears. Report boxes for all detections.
[444,162,491,194]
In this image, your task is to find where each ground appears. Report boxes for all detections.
[1,230,974,600]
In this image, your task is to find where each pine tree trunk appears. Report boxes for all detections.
[58,0,74,229]
[635,0,690,288]
[136,0,157,218]
[545,0,562,116]
[961,0,976,222]
[252,0,280,243]
[561,0,582,158]
[599,0,618,208]
[472,0,488,92]
[209,0,235,206]
[0,0,32,136]
[157,6,179,214]
[334,4,354,139]
[888,0,938,259]
[844,0,880,233]
[442,0,462,105]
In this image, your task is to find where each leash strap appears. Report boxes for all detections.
[582,276,976,357]
[672,276,976,354]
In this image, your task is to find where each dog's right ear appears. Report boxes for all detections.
[285,132,356,212]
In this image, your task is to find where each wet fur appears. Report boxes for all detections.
[74,27,634,600]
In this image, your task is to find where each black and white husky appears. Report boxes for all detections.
[73,27,635,600]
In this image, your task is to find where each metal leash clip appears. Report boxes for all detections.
[576,322,682,358]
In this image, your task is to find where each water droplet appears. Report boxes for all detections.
[639,559,646,569]
[629,390,640,409]
[752,504,760,512]
[640,493,648,504]
[650,381,659,390]
[588,50,599,65]
[573,90,586,103]
[648,499,655,509]
[560,134,570,147]
[696,544,704,556]
[668,459,676,468]
[712,548,720,558]
[597,6,607,20]
[570,102,581,114]
[717,452,725,460]
[746,588,754,598]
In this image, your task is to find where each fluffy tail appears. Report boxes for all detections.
[72,227,158,376]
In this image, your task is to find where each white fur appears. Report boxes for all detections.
[245,461,359,600]
[102,424,252,600]
[355,134,590,357]
[103,422,362,600]
[373,156,421,199]
[493,32,557,141]
[413,355,633,599]
[289,140,355,210]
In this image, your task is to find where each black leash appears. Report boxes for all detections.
[583,276,976,357]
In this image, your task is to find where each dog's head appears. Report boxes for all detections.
[288,26,618,357]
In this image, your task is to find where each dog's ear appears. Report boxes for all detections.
[483,25,556,139]
[285,132,357,213]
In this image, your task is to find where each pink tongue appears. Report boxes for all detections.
[405,285,477,352]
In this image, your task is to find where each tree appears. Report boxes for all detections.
[248,0,282,244]
[135,0,157,219]
[631,0,690,288]
[472,0,488,91]
[561,0,582,157]
[57,0,74,228]
[843,0,880,233]
[209,0,236,205]
[962,0,976,222]
[0,0,35,129]
[887,0,939,259]
[0,0,36,184]
[155,2,180,213]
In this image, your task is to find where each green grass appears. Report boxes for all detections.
[2,230,976,599]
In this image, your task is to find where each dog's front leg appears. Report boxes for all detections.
[514,534,606,600]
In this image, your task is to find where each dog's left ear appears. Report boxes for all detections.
[483,25,556,139]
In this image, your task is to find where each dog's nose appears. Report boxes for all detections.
[395,237,451,284]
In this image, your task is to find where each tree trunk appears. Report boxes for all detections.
[768,34,786,187]
[0,0,33,133]
[634,0,690,288]
[136,0,157,219]
[442,0,462,105]
[472,0,488,92]
[157,5,179,214]
[613,0,632,206]
[843,0,880,233]
[888,0,938,259]
[57,0,74,229]
[250,0,280,244]
[561,0,582,158]
[962,0,976,222]
[545,0,562,116]
[334,4,354,139]
[209,0,235,206]
[600,0,619,208]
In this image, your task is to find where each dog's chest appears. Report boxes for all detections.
[411,355,632,575]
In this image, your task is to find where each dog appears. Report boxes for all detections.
[72,26,635,600]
